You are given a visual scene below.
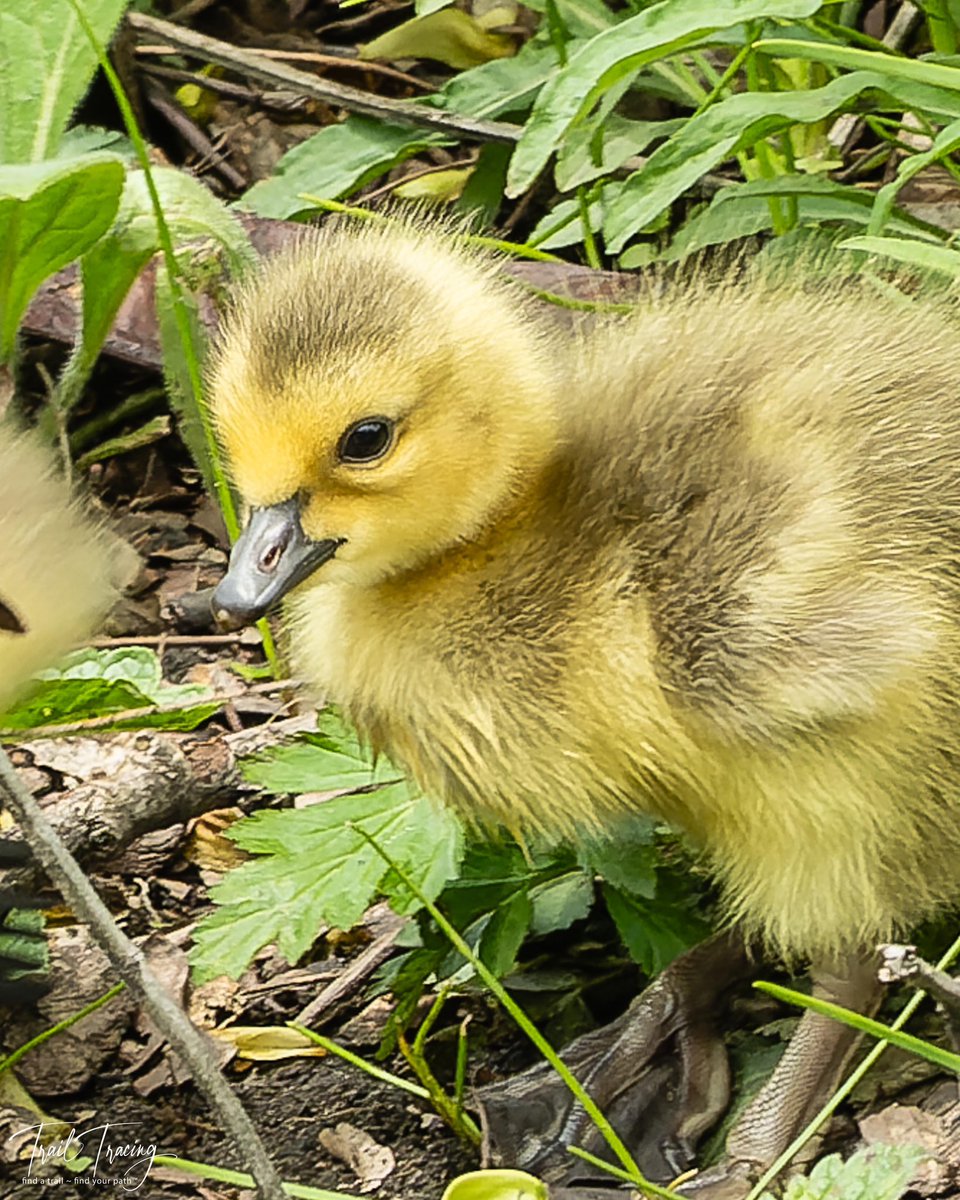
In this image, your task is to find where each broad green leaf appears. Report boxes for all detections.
[241,117,444,220]
[0,647,217,732]
[841,233,960,276]
[603,881,708,975]
[528,870,593,934]
[0,0,129,162]
[655,175,945,262]
[361,9,516,69]
[458,142,512,222]
[190,782,464,981]
[477,888,533,976]
[429,42,561,119]
[0,156,123,363]
[442,1170,548,1200]
[581,817,658,897]
[241,735,403,794]
[603,70,960,251]
[766,1143,928,1200]
[506,0,822,195]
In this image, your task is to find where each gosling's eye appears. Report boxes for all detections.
[338,418,395,464]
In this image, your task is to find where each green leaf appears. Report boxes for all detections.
[603,70,960,252]
[841,233,960,276]
[430,42,561,120]
[477,888,533,976]
[506,0,822,195]
[603,881,708,975]
[241,117,444,220]
[190,782,464,982]
[757,35,960,92]
[240,709,404,794]
[0,0,128,162]
[523,0,618,38]
[0,155,124,363]
[528,870,594,934]
[582,817,658,897]
[0,647,217,731]
[441,1170,548,1200]
[657,175,945,262]
[556,114,682,191]
[361,9,516,70]
[766,1142,928,1200]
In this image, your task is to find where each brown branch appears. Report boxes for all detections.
[0,746,286,1200]
[127,12,521,145]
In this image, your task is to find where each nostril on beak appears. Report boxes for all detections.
[258,528,291,575]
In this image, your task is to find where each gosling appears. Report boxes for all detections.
[0,428,115,713]
[211,220,960,1193]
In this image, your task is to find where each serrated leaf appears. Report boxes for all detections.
[0,647,217,732]
[506,0,822,195]
[240,709,404,794]
[528,870,593,934]
[580,816,658,898]
[190,782,463,982]
[477,888,533,976]
[603,881,707,975]
[0,0,128,162]
[0,156,124,363]
[361,9,515,70]
[603,70,960,251]
[769,1142,927,1200]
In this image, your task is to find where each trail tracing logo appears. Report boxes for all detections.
[10,1121,170,1191]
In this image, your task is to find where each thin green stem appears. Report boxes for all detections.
[152,1154,363,1199]
[349,825,675,1199]
[297,196,564,262]
[289,1026,431,1100]
[0,982,126,1076]
[578,188,602,269]
[65,0,282,679]
[744,930,960,1200]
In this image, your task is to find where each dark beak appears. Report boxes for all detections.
[213,498,343,629]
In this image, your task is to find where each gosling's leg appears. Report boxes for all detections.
[476,930,751,1185]
[682,948,883,1198]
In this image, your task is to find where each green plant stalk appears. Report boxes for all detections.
[578,188,602,269]
[517,283,637,315]
[350,826,676,1200]
[694,35,756,116]
[69,387,165,454]
[413,986,449,1057]
[0,982,126,1076]
[289,1026,432,1100]
[755,980,960,1072]
[65,0,282,679]
[152,1153,363,1199]
[756,37,960,89]
[745,48,788,235]
[397,1029,483,1146]
[744,929,960,1200]
[297,196,565,263]
[454,1015,469,1115]
[567,1145,641,1184]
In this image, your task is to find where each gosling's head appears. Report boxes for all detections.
[210,220,557,624]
